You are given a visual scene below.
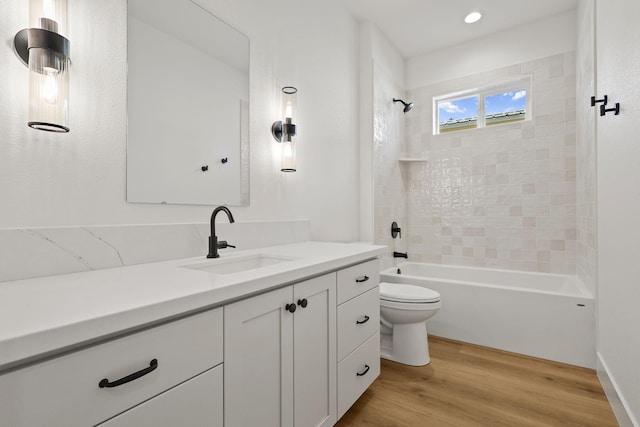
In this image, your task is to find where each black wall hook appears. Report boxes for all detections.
[600,103,620,116]
[591,95,608,107]
[221,157,228,164]
[201,165,209,172]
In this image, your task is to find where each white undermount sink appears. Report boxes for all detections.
[182,254,296,275]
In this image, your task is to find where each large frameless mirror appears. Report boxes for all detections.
[126,0,249,206]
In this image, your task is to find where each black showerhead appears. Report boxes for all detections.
[393,98,414,113]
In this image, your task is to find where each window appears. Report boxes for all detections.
[485,90,527,126]
[434,77,531,134]
[438,96,478,133]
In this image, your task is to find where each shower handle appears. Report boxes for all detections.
[391,222,401,239]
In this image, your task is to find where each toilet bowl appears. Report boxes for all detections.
[379,282,441,366]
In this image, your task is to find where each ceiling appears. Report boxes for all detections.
[345,0,579,59]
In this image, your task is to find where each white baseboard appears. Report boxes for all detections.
[597,352,638,427]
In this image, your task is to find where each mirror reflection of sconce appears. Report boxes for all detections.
[271,86,297,172]
[14,0,70,133]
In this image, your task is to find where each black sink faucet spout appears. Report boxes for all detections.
[207,206,235,258]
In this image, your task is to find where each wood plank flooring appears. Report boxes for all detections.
[336,336,618,427]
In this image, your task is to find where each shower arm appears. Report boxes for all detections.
[393,98,414,113]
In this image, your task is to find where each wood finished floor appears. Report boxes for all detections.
[336,336,618,427]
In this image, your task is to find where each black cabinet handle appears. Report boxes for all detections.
[356,364,370,377]
[355,276,369,283]
[99,359,158,388]
[356,315,370,325]
[297,298,308,308]
[286,303,297,313]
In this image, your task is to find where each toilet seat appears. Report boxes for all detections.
[380,282,440,303]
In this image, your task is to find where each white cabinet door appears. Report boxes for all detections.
[97,365,223,427]
[293,274,337,427]
[224,273,337,427]
[224,286,294,427]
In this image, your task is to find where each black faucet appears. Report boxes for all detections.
[393,251,408,259]
[207,206,236,258]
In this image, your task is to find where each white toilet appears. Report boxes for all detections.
[379,282,441,366]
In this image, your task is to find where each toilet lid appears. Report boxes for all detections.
[379,282,440,303]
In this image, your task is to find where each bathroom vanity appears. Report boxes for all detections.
[0,242,384,427]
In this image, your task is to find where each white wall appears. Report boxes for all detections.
[0,0,361,242]
[406,10,576,89]
[596,0,640,424]
[359,23,375,243]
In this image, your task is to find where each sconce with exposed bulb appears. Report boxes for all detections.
[271,86,297,172]
[14,0,70,133]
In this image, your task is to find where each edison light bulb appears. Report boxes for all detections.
[42,67,58,104]
[283,142,293,158]
[284,102,293,119]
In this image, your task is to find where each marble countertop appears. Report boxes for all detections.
[0,241,386,372]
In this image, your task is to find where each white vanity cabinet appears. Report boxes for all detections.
[0,246,384,427]
[0,308,223,427]
[224,273,337,427]
[336,260,381,419]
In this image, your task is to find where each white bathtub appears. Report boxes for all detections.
[380,262,595,368]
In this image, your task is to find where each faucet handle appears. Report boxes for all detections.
[217,241,236,249]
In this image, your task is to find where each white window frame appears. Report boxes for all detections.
[433,76,532,135]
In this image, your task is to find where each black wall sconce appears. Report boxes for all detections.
[271,86,297,172]
[14,0,70,132]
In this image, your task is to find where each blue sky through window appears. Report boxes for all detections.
[438,96,478,121]
[438,90,527,122]
[485,90,526,115]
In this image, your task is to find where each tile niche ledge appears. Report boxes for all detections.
[398,157,429,163]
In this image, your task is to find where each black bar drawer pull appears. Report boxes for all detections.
[356,315,370,325]
[355,275,369,283]
[356,364,370,377]
[99,359,158,388]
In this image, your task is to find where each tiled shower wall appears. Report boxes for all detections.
[399,52,577,274]
[373,64,407,270]
[576,0,597,293]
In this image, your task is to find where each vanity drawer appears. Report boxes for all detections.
[337,332,380,419]
[0,308,223,427]
[97,364,223,427]
[337,259,379,304]
[338,286,380,361]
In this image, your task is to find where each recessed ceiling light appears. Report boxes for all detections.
[464,11,483,24]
